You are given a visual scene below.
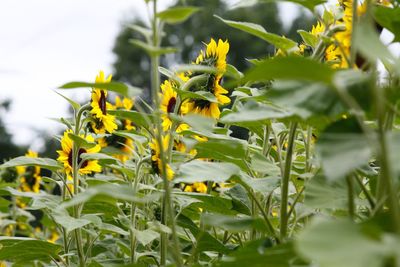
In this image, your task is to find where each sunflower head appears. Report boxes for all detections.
[57,130,102,175]
[195,38,229,74]
[89,71,117,134]
[149,135,174,180]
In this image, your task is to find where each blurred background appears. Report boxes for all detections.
[0,0,314,161]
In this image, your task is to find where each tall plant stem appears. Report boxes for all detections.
[280,122,298,240]
[346,175,355,219]
[148,1,182,265]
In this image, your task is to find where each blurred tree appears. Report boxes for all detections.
[0,100,25,163]
[112,0,314,101]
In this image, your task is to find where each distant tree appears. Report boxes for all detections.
[0,100,25,162]
[111,0,314,101]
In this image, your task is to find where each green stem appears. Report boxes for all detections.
[280,122,298,240]
[354,173,375,210]
[346,175,355,219]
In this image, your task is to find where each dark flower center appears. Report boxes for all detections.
[99,90,107,115]
[167,97,177,113]
[105,134,127,149]
[68,148,88,168]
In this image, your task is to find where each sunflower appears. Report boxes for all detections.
[186,38,230,119]
[57,130,102,175]
[89,71,118,134]
[149,135,174,180]
[99,134,134,163]
[16,150,41,193]
[184,182,208,193]
[114,96,135,130]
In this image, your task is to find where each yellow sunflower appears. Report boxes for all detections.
[186,39,231,119]
[184,182,208,193]
[89,71,118,134]
[99,134,134,163]
[149,135,174,180]
[57,130,102,175]
[16,150,41,193]
[114,96,135,130]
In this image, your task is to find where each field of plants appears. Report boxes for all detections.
[1,0,400,266]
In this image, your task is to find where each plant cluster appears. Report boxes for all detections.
[1,0,400,266]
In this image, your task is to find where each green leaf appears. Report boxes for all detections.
[225,184,252,215]
[249,151,281,176]
[225,64,244,80]
[267,80,344,121]
[68,133,97,149]
[109,110,154,130]
[237,172,281,194]
[59,184,161,210]
[221,102,292,125]
[128,24,152,40]
[52,210,92,233]
[59,81,141,98]
[0,156,62,172]
[304,174,347,210]
[296,218,387,267]
[0,237,62,263]
[216,239,304,267]
[201,213,269,233]
[244,56,335,84]
[353,19,400,75]
[131,229,159,246]
[297,30,318,48]
[156,6,200,24]
[80,153,120,165]
[174,160,240,184]
[316,118,372,181]
[373,6,400,42]
[215,15,297,51]
[177,214,230,253]
[175,192,234,215]
[194,138,248,169]
[175,89,218,103]
[130,39,177,57]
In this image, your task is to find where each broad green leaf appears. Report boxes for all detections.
[130,40,177,57]
[216,239,305,267]
[353,20,400,76]
[297,30,318,48]
[177,214,230,253]
[0,156,62,172]
[237,172,281,194]
[225,184,252,215]
[250,151,281,176]
[0,237,62,263]
[221,102,292,124]
[304,174,347,210]
[215,15,298,51]
[316,118,373,181]
[267,80,344,121]
[174,160,240,183]
[244,56,335,84]
[52,210,92,233]
[225,64,244,80]
[296,218,387,267]
[172,64,216,74]
[201,213,269,232]
[156,6,200,24]
[131,229,159,246]
[59,81,141,98]
[81,153,120,165]
[175,89,218,103]
[173,114,215,134]
[175,192,234,215]
[373,6,400,42]
[68,133,97,149]
[194,138,247,169]
[109,110,154,130]
[59,184,161,209]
